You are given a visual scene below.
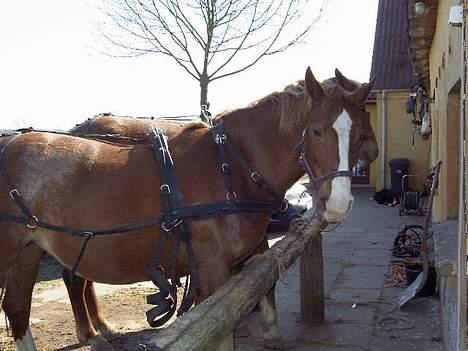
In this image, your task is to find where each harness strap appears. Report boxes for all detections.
[69,233,93,281]
[146,126,202,327]
[211,122,284,208]
[211,123,235,198]
[0,199,276,237]
[0,133,35,221]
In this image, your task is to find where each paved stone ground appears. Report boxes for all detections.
[236,187,442,351]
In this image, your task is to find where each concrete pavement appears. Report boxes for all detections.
[236,187,442,351]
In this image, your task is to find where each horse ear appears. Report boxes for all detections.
[351,76,376,103]
[305,67,324,100]
[335,68,360,91]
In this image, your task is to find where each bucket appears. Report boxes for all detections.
[405,264,437,297]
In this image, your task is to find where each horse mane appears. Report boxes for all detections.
[245,77,352,135]
[248,80,313,135]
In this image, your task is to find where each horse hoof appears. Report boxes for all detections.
[89,334,115,351]
[97,323,120,340]
[234,325,251,338]
[264,337,288,350]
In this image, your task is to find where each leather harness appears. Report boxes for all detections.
[0,119,351,328]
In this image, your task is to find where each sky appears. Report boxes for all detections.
[0,0,379,131]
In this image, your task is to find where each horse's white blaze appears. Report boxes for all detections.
[326,110,353,222]
[259,296,281,341]
[15,327,37,351]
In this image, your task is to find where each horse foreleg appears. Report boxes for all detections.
[194,260,231,303]
[2,244,43,351]
[255,238,284,349]
[259,288,284,349]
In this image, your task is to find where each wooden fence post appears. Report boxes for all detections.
[300,234,324,323]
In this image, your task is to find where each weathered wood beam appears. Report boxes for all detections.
[300,234,324,323]
[145,217,324,351]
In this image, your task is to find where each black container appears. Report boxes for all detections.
[389,158,409,200]
[405,264,437,297]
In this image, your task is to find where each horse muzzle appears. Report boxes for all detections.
[323,202,353,223]
[323,178,354,223]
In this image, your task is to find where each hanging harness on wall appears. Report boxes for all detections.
[406,85,432,145]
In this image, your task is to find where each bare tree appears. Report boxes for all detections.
[95,0,328,106]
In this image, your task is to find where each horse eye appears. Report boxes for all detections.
[358,105,366,112]
[312,130,322,138]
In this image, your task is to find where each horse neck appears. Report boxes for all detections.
[221,104,305,197]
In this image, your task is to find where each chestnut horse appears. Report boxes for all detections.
[0,67,375,351]
[58,69,378,349]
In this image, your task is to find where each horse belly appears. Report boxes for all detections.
[35,229,189,285]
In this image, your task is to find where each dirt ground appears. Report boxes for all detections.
[0,254,170,351]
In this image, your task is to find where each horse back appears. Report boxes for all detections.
[0,132,163,229]
[71,114,205,139]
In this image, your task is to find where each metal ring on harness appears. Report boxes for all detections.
[279,200,289,213]
[215,133,227,145]
[226,191,238,201]
[160,184,171,194]
[250,171,261,183]
[161,218,182,232]
[82,231,94,238]
[26,215,38,229]
[9,188,20,200]
[221,163,230,173]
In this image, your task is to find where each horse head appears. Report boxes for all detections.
[334,69,378,168]
[301,67,375,223]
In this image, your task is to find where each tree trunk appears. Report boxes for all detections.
[200,75,209,108]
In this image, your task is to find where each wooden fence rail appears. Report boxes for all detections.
[144,217,325,351]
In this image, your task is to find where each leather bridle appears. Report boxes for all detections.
[294,125,352,192]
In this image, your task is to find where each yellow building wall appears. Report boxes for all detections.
[428,0,462,222]
[368,91,431,193]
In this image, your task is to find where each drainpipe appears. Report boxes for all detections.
[381,90,387,189]
[457,2,467,350]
